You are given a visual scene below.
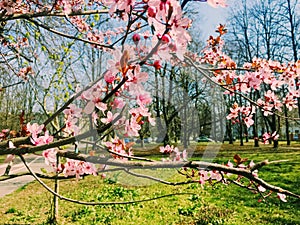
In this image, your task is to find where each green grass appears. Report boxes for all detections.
[0,142,300,224]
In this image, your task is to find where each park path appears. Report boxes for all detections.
[0,144,86,197]
[0,155,52,197]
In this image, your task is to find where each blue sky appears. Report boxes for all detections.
[186,1,231,41]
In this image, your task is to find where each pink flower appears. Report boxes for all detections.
[32,131,54,145]
[244,116,254,128]
[262,132,271,144]
[136,92,152,106]
[258,185,266,193]
[65,117,80,135]
[92,112,99,125]
[160,145,175,154]
[198,170,210,184]
[210,170,222,181]
[101,111,119,124]
[42,148,57,167]
[226,160,233,168]
[125,118,141,136]
[64,104,82,118]
[272,131,279,140]
[147,6,157,18]
[104,70,116,83]
[27,123,44,137]
[112,98,125,109]
[277,193,287,202]
[227,104,240,120]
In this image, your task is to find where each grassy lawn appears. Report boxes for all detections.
[0,142,300,224]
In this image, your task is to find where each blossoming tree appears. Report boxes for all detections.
[0,0,299,222]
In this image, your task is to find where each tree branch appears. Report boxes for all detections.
[184,55,300,121]
[54,151,300,199]
[19,154,195,205]
[27,18,114,50]
[1,10,109,22]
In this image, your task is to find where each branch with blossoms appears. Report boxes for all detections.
[183,41,300,146]
[18,147,299,202]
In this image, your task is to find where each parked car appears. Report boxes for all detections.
[197,136,214,142]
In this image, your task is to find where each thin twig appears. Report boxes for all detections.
[43,72,105,126]
[19,154,195,205]
[27,18,113,50]
[184,55,300,121]
[2,10,109,21]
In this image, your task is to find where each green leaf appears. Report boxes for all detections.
[94,14,100,21]
[40,168,48,174]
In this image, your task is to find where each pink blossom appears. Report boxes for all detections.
[64,117,80,135]
[160,145,175,154]
[104,70,116,83]
[31,131,54,145]
[136,92,152,106]
[101,111,119,124]
[95,101,107,112]
[226,104,240,120]
[92,112,99,125]
[198,170,210,184]
[147,6,157,18]
[159,145,187,161]
[42,149,57,167]
[2,129,9,133]
[246,71,262,90]
[27,123,44,137]
[272,131,279,140]
[262,133,271,144]
[258,185,266,193]
[112,98,125,109]
[210,170,222,181]
[63,104,82,118]
[104,138,133,160]
[226,160,233,168]
[277,193,287,202]
[125,118,141,137]
[244,116,254,128]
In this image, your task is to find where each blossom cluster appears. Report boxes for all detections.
[182,158,287,202]
[27,123,98,178]
[159,144,187,161]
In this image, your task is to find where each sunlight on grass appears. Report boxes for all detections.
[0,143,299,224]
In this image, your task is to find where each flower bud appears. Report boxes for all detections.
[132,33,140,44]
[153,60,162,70]
[161,34,171,44]
[148,6,157,17]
